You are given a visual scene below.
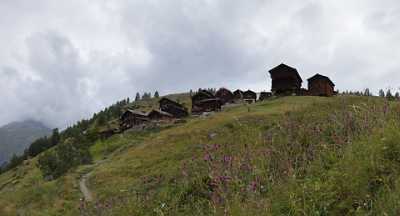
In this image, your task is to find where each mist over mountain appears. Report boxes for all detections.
[0,120,51,165]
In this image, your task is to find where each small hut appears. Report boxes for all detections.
[147,109,174,121]
[215,88,234,105]
[243,90,257,103]
[259,92,272,101]
[192,90,215,102]
[307,74,335,96]
[233,89,244,100]
[299,88,309,96]
[268,63,303,95]
[120,110,149,130]
[159,98,189,118]
[98,128,115,139]
[192,90,222,114]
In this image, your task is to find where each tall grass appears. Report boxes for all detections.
[75,97,400,215]
[179,97,400,215]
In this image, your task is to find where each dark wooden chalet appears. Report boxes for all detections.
[215,88,234,105]
[159,98,189,118]
[99,128,116,139]
[192,90,215,102]
[299,88,309,96]
[307,74,335,96]
[243,90,257,103]
[233,89,244,100]
[147,109,174,121]
[120,110,149,130]
[192,99,222,114]
[259,92,272,101]
[268,63,303,95]
[192,90,222,114]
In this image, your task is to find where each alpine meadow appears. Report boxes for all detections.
[2,1,400,216]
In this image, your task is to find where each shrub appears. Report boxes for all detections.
[38,138,92,180]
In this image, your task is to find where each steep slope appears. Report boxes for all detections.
[1,96,400,215]
[0,120,51,165]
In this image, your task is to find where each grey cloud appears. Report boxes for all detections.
[1,0,400,127]
[121,1,272,92]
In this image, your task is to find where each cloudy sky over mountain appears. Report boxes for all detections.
[1,0,400,128]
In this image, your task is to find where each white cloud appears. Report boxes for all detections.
[1,0,400,127]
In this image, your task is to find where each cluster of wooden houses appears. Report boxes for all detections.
[191,88,258,114]
[269,63,335,96]
[115,63,335,133]
[120,98,189,131]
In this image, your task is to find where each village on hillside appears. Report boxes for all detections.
[100,63,336,138]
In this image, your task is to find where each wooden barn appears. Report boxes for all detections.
[159,98,189,118]
[216,88,234,105]
[147,109,174,121]
[98,128,116,139]
[192,90,215,102]
[120,110,149,130]
[233,89,244,100]
[307,74,335,96]
[259,92,272,101]
[299,88,309,96]
[192,90,222,114]
[243,90,257,103]
[268,63,303,95]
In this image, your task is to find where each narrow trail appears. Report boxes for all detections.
[78,142,135,202]
[79,172,93,202]
[78,159,107,202]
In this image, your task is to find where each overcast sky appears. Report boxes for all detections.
[1,0,400,128]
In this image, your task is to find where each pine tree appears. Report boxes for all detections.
[379,89,385,97]
[364,88,371,96]
[144,92,151,100]
[135,92,140,101]
[97,114,106,125]
[154,91,159,98]
[50,128,60,146]
[386,89,394,101]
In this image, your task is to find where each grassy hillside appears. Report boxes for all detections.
[1,96,400,215]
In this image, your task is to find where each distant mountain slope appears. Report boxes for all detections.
[0,120,51,165]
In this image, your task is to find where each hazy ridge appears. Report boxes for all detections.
[0,120,51,165]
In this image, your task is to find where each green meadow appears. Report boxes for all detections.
[1,96,400,215]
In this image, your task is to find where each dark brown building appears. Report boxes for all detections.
[98,128,116,139]
[215,88,234,105]
[299,88,309,96]
[259,92,272,101]
[147,109,174,121]
[192,90,215,102]
[243,90,257,103]
[159,98,189,118]
[307,74,335,96]
[192,90,222,114]
[120,110,149,130]
[233,89,244,100]
[268,63,303,95]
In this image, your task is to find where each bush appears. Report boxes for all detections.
[38,138,92,180]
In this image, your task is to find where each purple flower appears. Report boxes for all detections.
[204,153,212,162]
[223,156,232,163]
[213,144,221,150]
[249,181,258,192]
[219,175,232,183]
